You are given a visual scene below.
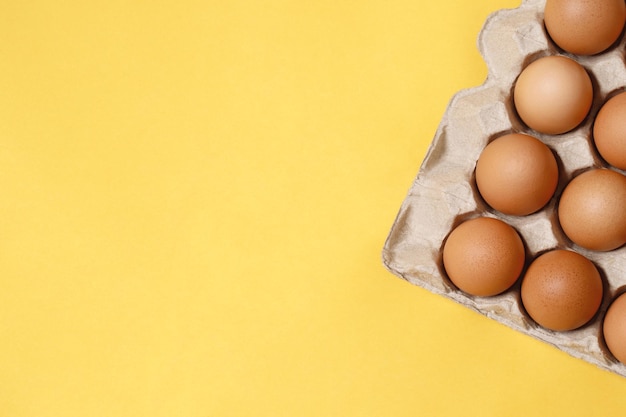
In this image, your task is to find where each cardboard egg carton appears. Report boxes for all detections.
[382,0,626,377]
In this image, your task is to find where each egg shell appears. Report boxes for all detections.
[521,250,603,331]
[475,133,558,216]
[513,55,593,135]
[603,292,626,364]
[544,0,626,55]
[443,217,525,297]
[593,91,626,170]
[558,169,626,251]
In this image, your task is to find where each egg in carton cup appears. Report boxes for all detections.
[382,0,626,377]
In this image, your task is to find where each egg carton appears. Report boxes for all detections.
[382,0,626,377]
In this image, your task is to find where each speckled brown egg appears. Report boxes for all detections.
[442,217,525,297]
[558,169,626,251]
[593,91,626,170]
[513,56,593,135]
[475,133,558,216]
[544,0,626,55]
[521,249,603,331]
[603,292,626,364]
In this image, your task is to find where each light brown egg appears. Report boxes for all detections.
[513,56,593,135]
[521,249,603,331]
[544,0,626,55]
[475,133,558,216]
[442,217,525,297]
[603,292,626,364]
[593,91,626,170]
[558,169,626,251]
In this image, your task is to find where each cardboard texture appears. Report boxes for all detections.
[383,0,626,377]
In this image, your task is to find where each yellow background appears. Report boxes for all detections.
[1,0,626,415]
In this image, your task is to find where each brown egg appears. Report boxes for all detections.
[513,56,593,135]
[442,217,525,297]
[558,169,626,251]
[521,249,603,331]
[593,91,626,170]
[603,292,626,364]
[475,133,558,216]
[544,0,625,55]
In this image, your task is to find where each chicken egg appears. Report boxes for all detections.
[593,91,626,170]
[513,56,593,135]
[603,292,626,364]
[521,249,603,331]
[558,168,626,251]
[442,217,525,297]
[475,133,558,216]
[544,0,626,55]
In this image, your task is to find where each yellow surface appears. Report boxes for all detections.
[2,0,626,415]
